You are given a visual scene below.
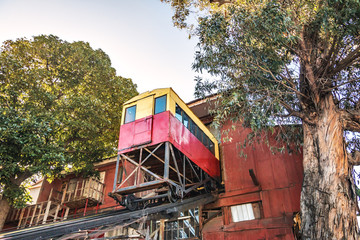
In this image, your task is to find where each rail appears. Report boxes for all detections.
[0,193,216,240]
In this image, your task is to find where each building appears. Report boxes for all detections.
[188,97,303,239]
[3,90,303,239]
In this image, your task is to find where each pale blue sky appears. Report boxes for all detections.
[0,0,202,102]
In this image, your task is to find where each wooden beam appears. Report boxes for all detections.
[24,206,31,227]
[63,207,70,220]
[48,188,54,201]
[53,204,61,222]
[17,208,25,229]
[43,201,52,224]
[159,219,165,240]
[36,202,43,225]
[29,205,37,227]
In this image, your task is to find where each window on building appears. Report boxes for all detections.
[230,203,261,223]
[124,105,136,123]
[154,95,167,114]
[68,178,78,193]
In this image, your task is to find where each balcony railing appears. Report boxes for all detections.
[5,177,105,229]
[6,189,70,229]
[60,177,105,209]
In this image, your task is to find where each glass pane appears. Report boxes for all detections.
[196,126,202,142]
[206,136,211,150]
[175,104,182,123]
[154,95,167,114]
[190,120,196,136]
[183,112,189,129]
[124,105,136,123]
[202,132,209,148]
[209,139,215,155]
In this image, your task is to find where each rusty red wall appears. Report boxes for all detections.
[220,121,303,215]
[202,216,295,240]
[36,178,61,203]
[202,120,303,239]
[96,162,119,209]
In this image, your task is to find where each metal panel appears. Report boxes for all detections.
[133,116,152,146]
[169,114,220,178]
[118,111,220,179]
[220,120,303,199]
[118,111,169,154]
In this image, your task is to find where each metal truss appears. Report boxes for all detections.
[110,142,212,210]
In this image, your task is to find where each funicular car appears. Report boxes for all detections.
[109,88,220,210]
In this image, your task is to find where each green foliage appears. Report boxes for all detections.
[165,0,360,154]
[0,35,138,207]
[160,0,210,29]
[1,183,32,209]
[191,1,304,153]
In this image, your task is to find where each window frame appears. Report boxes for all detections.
[175,104,183,123]
[182,112,190,129]
[154,95,167,115]
[124,105,136,124]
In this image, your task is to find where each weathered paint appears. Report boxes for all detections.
[219,120,303,216]
[118,111,220,178]
[202,215,295,240]
[188,96,304,240]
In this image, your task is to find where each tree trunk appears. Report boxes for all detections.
[301,94,359,239]
[0,198,11,231]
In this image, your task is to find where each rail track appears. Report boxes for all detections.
[0,193,215,240]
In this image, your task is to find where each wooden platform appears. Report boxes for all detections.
[63,197,101,209]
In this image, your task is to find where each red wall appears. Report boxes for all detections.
[96,162,119,209]
[221,121,303,214]
[203,216,295,240]
[202,121,303,239]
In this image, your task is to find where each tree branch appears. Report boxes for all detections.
[348,150,360,165]
[330,45,360,76]
[341,109,360,132]
[10,170,32,186]
[253,61,310,100]
[323,77,360,92]
[316,35,339,79]
[278,100,302,118]
[299,29,320,105]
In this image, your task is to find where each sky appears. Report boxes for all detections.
[0,0,203,102]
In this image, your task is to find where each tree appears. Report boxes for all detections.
[163,0,360,239]
[0,35,138,230]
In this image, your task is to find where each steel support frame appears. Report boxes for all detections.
[112,141,211,202]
